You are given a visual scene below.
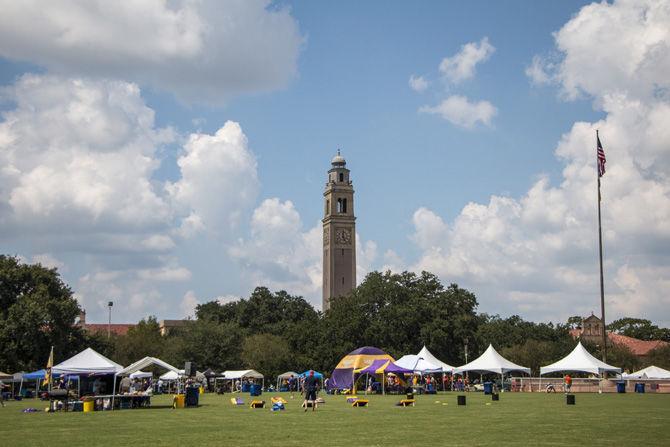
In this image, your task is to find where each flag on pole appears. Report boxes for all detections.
[43,346,54,387]
[597,134,606,177]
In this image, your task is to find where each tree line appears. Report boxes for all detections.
[1,255,668,378]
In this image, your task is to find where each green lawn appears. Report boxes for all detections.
[1,392,669,446]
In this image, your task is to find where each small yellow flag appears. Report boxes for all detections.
[43,346,54,387]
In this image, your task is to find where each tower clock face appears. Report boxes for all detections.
[335,228,352,245]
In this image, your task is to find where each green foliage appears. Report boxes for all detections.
[608,317,670,342]
[318,271,479,368]
[162,320,243,371]
[0,255,86,371]
[241,333,292,379]
[644,345,670,369]
[582,340,641,373]
[113,317,165,366]
[501,338,574,376]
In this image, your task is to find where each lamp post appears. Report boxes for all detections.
[464,338,469,384]
[107,301,114,339]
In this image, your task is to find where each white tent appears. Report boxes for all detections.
[540,342,621,376]
[417,346,455,373]
[222,370,264,391]
[621,365,670,379]
[454,344,530,375]
[394,355,441,373]
[118,357,181,377]
[160,370,185,381]
[222,370,264,380]
[130,371,152,379]
[52,348,123,375]
[276,371,299,390]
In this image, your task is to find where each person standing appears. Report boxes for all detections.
[564,374,572,394]
[303,371,319,412]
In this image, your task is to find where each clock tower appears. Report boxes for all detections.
[322,150,356,311]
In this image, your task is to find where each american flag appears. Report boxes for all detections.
[597,135,606,177]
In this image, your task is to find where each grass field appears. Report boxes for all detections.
[1,391,669,446]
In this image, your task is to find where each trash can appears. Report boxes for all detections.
[186,386,200,407]
[83,400,94,412]
[250,384,262,397]
[566,394,575,405]
[457,395,466,406]
[483,382,493,395]
[635,383,645,393]
[173,394,185,409]
[616,382,626,393]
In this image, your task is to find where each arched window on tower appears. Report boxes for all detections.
[339,172,344,182]
[326,199,330,215]
[342,198,347,213]
[337,198,342,213]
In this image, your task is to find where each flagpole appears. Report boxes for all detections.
[596,130,607,362]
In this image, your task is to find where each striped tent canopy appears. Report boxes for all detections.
[328,346,394,390]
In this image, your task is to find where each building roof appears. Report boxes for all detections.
[84,323,135,336]
[569,328,669,356]
[608,333,669,356]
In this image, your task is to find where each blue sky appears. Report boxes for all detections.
[1,0,668,326]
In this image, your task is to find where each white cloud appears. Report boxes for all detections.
[0,0,303,103]
[0,74,264,322]
[408,75,429,92]
[525,55,552,85]
[180,290,200,318]
[31,253,66,272]
[167,121,260,235]
[439,37,495,83]
[0,74,174,241]
[529,0,670,102]
[419,95,497,128]
[230,198,378,309]
[407,0,670,325]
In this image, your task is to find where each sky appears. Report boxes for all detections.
[1,0,669,326]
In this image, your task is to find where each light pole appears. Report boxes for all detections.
[107,301,114,339]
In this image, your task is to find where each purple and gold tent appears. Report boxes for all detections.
[327,346,394,391]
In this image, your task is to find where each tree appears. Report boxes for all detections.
[162,320,243,372]
[241,333,292,379]
[112,317,165,366]
[317,271,479,369]
[0,255,86,371]
[608,318,670,342]
[501,338,574,376]
[645,345,670,369]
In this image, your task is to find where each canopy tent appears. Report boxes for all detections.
[394,355,441,373]
[0,371,12,380]
[112,356,182,409]
[22,369,60,380]
[540,342,621,376]
[621,365,670,380]
[327,346,394,391]
[52,348,123,375]
[276,371,299,390]
[129,371,152,379]
[454,344,531,376]
[356,359,392,375]
[221,369,264,391]
[417,345,455,373]
[117,357,181,377]
[202,368,220,378]
[159,370,185,381]
[299,370,324,379]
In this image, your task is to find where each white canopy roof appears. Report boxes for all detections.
[395,355,441,373]
[277,371,299,379]
[52,348,123,375]
[540,342,621,375]
[117,356,181,377]
[222,369,264,380]
[417,345,455,373]
[159,370,185,380]
[454,344,530,375]
[129,371,152,379]
[621,365,670,379]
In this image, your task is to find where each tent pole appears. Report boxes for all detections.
[111,373,117,411]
